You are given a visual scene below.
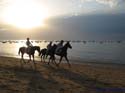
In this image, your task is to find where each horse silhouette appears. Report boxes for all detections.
[55,41,72,67]
[39,44,57,64]
[39,48,47,62]
[40,41,72,67]
[18,46,40,67]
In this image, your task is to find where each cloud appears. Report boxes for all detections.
[96,0,117,7]
[80,0,125,8]
[80,0,94,2]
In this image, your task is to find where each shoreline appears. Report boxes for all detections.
[1,55,125,68]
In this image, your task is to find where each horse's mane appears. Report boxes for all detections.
[63,42,69,47]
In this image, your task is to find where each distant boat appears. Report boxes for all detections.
[99,41,103,44]
[44,40,47,43]
[71,40,75,43]
[8,41,12,44]
[15,41,19,43]
[39,41,42,43]
[82,41,86,44]
[2,41,7,43]
[117,40,122,43]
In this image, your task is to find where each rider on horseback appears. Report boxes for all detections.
[46,41,52,55]
[55,40,64,54]
[26,38,33,53]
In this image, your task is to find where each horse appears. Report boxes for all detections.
[48,41,72,67]
[18,46,40,67]
[39,48,47,62]
[39,44,57,64]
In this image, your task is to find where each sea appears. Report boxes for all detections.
[0,40,125,64]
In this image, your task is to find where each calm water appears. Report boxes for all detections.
[0,40,125,64]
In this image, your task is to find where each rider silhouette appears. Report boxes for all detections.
[26,38,33,53]
[46,41,52,55]
[55,40,64,54]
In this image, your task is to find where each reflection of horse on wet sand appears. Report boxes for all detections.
[18,46,40,68]
[39,41,72,67]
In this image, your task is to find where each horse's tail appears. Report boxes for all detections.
[18,48,21,55]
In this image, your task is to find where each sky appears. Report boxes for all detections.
[0,0,125,40]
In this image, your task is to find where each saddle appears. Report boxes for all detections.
[55,48,62,54]
[26,46,32,53]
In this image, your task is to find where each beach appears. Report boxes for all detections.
[0,56,125,93]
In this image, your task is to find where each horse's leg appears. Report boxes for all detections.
[51,55,54,64]
[48,55,54,65]
[58,56,63,67]
[46,54,48,59]
[43,54,46,62]
[21,53,23,60]
[21,53,25,63]
[32,54,35,62]
[20,53,24,68]
[50,55,55,65]
[51,55,55,64]
[28,54,31,62]
[64,55,71,67]
[52,55,57,65]
[48,56,51,65]
[41,55,43,62]
[32,54,36,70]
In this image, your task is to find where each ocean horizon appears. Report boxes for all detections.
[0,40,125,64]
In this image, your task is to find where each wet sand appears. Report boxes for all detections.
[0,56,125,93]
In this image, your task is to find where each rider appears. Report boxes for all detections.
[55,40,64,54]
[46,41,52,55]
[26,37,33,53]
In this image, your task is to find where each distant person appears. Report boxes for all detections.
[26,38,33,53]
[55,40,64,54]
[46,41,52,55]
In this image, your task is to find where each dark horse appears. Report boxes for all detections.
[39,44,57,63]
[39,48,47,62]
[40,41,72,67]
[55,41,72,67]
[18,46,40,65]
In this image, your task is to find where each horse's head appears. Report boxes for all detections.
[34,46,41,56]
[65,41,72,49]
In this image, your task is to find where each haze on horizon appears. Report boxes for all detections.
[0,0,125,40]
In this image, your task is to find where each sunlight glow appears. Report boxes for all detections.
[2,0,49,29]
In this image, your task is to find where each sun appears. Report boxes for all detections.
[2,0,48,29]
